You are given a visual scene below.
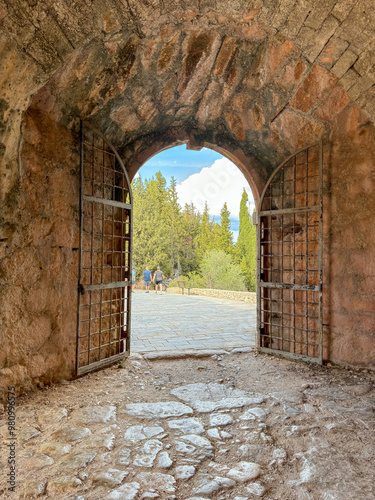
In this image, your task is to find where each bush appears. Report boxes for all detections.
[200,249,246,291]
[169,272,205,288]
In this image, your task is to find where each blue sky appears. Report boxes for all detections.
[138,145,223,184]
[137,145,255,241]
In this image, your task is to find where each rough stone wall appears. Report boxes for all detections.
[326,104,375,368]
[167,287,257,304]
[1,1,375,396]
[0,105,80,395]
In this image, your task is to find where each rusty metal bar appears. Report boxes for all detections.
[84,195,131,210]
[256,212,261,349]
[99,145,105,361]
[281,162,284,352]
[76,122,84,374]
[77,352,127,376]
[259,282,319,291]
[126,210,133,353]
[80,280,130,292]
[292,154,296,354]
[318,139,323,361]
[305,156,309,355]
[260,205,320,216]
[258,346,322,365]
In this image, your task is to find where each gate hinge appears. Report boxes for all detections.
[78,283,86,295]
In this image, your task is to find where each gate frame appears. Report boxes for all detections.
[76,120,133,376]
[256,141,323,364]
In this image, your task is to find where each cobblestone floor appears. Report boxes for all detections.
[130,291,256,353]
[2,350,374,499]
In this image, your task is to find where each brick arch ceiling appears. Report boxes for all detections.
[3,1,375,184]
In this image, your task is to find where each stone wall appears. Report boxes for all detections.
[0,104,80,397]
[167,287,257,304]
[324,104,375,368]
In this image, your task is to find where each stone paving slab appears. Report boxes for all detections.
[130,291,256,353]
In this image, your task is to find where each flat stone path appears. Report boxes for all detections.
[130,291,256,352]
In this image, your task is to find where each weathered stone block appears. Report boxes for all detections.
[111,106,141,132]
[303,16,340,63]
[303,0,337,30]
[273,60,307,92]
[178,30,221,104]
[282,1,312,39]
[158,33,179,73]
[264,38,296,82]
[290,64,337,113]
[339,67,360,91]
[213,37,239,78]
[347,74,374,101]
[314,84,351,122]
[354,40,375,75]
[271,109,324,152]
[224,112,246,141]
[318,37,349,68]
[332,0,356,23]
[331,49,358,79]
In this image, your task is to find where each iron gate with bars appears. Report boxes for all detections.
[257,142,323,363]
[76,122,132,376]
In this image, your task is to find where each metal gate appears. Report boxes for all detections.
[257,142,323,363]
[76,121,132,375]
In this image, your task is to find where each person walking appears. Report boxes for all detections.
[153,266,165,294]
[131,267,136,292]
[143,266,152,293]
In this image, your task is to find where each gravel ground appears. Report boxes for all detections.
[1,348,375,500]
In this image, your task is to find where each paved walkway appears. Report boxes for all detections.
[130,290,256,352]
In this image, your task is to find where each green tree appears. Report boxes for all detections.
[197,201,215,259]
[200,249,245,291]
[216,202,233,255]
[234,189,257,291]
[132,175,151,271]
[132,172,170,275]
[132,173,255,289]
[181,202,201,273]
[165,177,184,272]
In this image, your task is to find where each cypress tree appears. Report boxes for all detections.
[181,202,200,273]
[166,177,184,272]
[235,189,256,291]
[217,202,233,255]
[197,201,215,259]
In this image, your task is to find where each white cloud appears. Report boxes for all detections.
[176,157,255,217]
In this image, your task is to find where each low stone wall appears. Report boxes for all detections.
[167,287,257,304]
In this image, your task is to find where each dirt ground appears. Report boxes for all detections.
[1,348,375,500]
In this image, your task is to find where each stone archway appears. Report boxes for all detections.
[1,4,375,396]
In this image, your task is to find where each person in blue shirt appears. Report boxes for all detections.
[143,267,152,293]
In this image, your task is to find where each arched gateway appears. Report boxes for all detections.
[77,119,324,374]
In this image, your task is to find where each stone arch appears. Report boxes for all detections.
[122,128,263,205]
[2,2,375,396]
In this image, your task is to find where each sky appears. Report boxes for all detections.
[136,145,255,241]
